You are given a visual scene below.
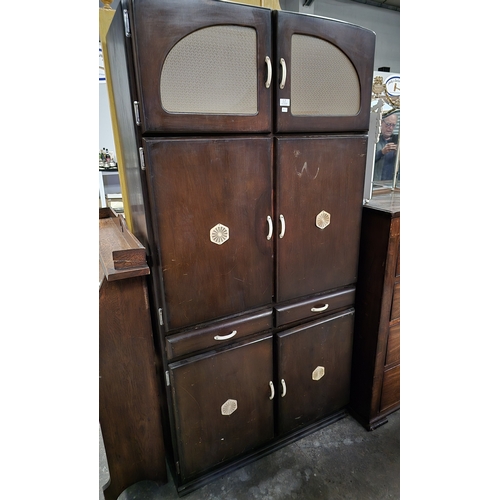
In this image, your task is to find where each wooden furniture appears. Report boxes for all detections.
[349,192,400,430]
[99,208,167,500]
[105,0,375,495]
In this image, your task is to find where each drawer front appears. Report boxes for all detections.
[390,282,400,322]
[385,321,400,366]
[274,287,355,328]
[380,364,400,412]
[165,308,273,360]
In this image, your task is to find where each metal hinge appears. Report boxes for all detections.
[165,371,170,386]
[158,307,164,326]
[176,461,180,475]
[133,101,141,125]
[123,9,131,37]
[139,147,145,170]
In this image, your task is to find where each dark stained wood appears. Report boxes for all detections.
[349,194,400,430]
[99,218,167,500]
[380,364,400,413]
[144,137,273,330]
[165,308,273,360]
[390,282,400,321]
[273,10,375,134]
[169,334,274,482]
[277,310,354,435]
[128,0,272,134]
[275,136,366,303]
[274,286,355,327]
[385,321,400,367]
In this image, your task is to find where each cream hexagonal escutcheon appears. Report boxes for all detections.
[210,223,229,245]
[221,399,238,416]
[312,366,325,381]
[316,211,331,229]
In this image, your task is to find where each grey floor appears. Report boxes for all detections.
[99,410,400,500]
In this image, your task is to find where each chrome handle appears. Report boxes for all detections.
[279,58,287,90]
[279,214,285,239]
[311,304,329,313]
[269,381,275,400]
[281,378,287,397]
[265,56,272,89]
[266,215,273,240]
[214,330,237,341]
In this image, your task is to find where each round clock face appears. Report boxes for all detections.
[384,75,400,97]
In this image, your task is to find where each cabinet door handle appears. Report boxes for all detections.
[279,214,286,238]
[280,58,287,89]
[265,56,272,89]
[266,215,273,240]
[311,304,329,313]
[214,330,237,341]
[269,381,275,400]
[281,378,287,397]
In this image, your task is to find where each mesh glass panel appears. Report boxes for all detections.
[290,34,360,116]
[160,26,257,115]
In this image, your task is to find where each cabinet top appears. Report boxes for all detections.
[99,208,149,285]
[364,192,400,215]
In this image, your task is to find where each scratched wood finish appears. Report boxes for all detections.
[275,136,367,303]
[169,334,274,482]
[277,310,354,435]
[127,0,272,134]
[143,137,273,331]
[349,196,400,430]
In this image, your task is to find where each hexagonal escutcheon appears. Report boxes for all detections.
[316,210,331,229]
[221,399,238,416]
[210,223,229,245]
[312,366,325,381]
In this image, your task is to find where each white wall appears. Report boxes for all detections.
[281,0,399,73]
[99,81,116,155]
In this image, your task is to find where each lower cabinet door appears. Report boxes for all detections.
[277,309,354,435]
[169,334,274,482]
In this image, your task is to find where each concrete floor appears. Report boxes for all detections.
[99,410,400,500]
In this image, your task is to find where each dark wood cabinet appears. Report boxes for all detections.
[105,0,375,496]
[349,193,400,430]
[99,208,167,500]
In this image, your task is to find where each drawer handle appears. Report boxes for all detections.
[311,304,329,313]
[281,378,287,398]
[265,56,272,89]
[279,58,287,89]
[266,215,273,240]
[214,330,237,341]
[269,381,275,400]
[279,214,286,238]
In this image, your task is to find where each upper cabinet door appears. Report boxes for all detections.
[143,136,273,331]
[127,0,272,134]
[273,10,375,133]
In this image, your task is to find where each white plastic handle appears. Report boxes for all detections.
[214,330,237,341]
[279,214,286,239]
[311,304,329,313]
[267,215,273,240]
[280,58,287,89]
[281,378,287,397]
[265,56,272,89]
[269,381,275,400]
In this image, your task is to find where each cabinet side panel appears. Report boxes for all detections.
[99,277,167,498]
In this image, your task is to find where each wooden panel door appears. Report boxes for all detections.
[273,10,375,133]
[126,0,272,134]
[275,136,366,303]
[169,334,274,482]
[143,137,273,330]
[276,309,355,435]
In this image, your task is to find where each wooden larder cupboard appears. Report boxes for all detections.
[104,0,375,496]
